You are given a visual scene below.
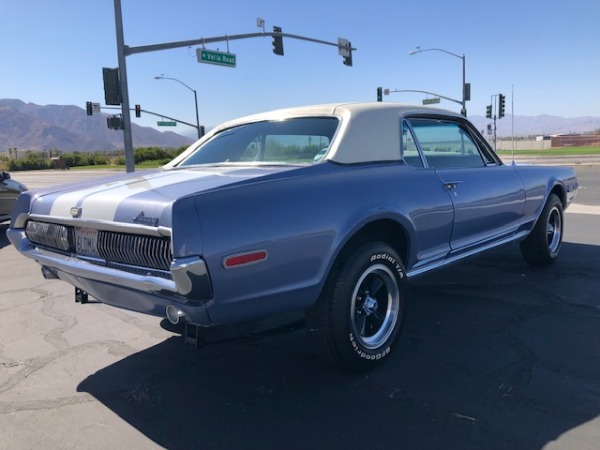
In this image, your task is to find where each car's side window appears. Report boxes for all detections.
[402,121,424,168]
[408,118,485,169]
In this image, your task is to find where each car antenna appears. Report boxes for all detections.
[512,141,515,166]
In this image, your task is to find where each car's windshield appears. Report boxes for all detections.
[177,117,339,167]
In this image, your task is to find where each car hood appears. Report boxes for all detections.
[27,166,295,228]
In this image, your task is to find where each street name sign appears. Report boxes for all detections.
[422,98,441,105]
[196,49,237,68]
[157,121,177,126]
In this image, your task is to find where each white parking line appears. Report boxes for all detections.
[566,203,600,215]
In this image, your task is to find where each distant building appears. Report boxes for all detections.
[551,135,600,147]
[0,149,28,160]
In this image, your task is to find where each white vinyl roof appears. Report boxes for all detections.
[168,102,463,166]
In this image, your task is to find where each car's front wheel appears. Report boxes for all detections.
[307,242,406,372]
[520,193,564,266]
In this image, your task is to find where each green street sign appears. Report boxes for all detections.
[157,121,177,126]
[196,49,237,68]
[422,98,441,105]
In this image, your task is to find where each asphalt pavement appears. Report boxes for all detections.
[1,165,599,450]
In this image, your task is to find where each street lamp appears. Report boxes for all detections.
[409,46,467,116]
[154,75,201,139]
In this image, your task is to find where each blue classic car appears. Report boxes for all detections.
[8,103,578,371]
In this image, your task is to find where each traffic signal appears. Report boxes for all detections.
[107,116,123,130]
[377,87,383,102]
[272,26,284,56]
[343,42,352,67]
[464,83,471,101]
[135,104,141,118]
[486,105,492,119]
[498,94,506,119]
[86,101,93,116]
[337,38,352,67]
[102,67,121,105]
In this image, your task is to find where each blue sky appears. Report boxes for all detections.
[1,0,599,136]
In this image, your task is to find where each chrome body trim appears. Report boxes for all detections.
[406,230,530,279]
[26,213,172,237]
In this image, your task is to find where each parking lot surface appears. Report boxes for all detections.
[1,167,599,449]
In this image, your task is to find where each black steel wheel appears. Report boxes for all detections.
[307,241,406,372]
[520,194,564,266]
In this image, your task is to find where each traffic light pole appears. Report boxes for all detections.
[384,88,462,106]
[113,0,134,173]
[102,106,199,129]
[461,54,467,117]
[485,93,506,152]
[111,0,355,172]
[493,115,497,152]
[409,47,467,117]
[124,31,355,57]
[490,94,498,152]
[154,76,201,139]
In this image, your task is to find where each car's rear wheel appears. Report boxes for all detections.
[520,194,563,266]
[306,242,406,372]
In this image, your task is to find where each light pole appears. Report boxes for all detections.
[154,75,201,139]
[409,47,467,116]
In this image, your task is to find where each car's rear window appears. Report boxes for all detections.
[177,117,339,166]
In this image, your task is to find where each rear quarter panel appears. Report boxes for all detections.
[192,162,454,324]
[513,164,578,225]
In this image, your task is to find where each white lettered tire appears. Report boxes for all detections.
[520,194,564,266]
[307,242,406,372]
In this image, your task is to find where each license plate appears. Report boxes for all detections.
[75,227,100,258]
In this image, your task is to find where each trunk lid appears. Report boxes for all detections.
[29,166,294,227]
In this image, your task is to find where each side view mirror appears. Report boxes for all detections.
[0,171,10,181]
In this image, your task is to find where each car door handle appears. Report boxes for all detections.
[443,181,463,190]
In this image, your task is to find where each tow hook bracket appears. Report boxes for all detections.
[184,321,205,350]
[75,287,89,304]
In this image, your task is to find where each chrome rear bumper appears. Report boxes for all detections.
[7,228,213,302]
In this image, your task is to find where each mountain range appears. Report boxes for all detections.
[1,99,599,153]
[469,113,600,138]
[0,99,193,152]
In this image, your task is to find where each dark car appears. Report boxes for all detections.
[7,103,578,371]
[0,171,27,223]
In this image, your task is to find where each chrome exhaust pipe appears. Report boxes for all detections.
[165,305,185,325]
[41,266,58,279]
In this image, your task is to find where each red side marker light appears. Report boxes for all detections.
[223,250,268,268]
